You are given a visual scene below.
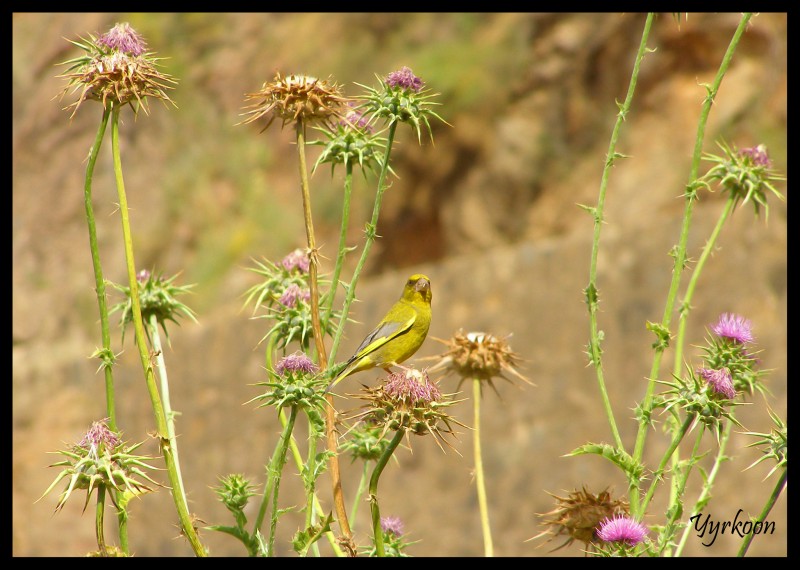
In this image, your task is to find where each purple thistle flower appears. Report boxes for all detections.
[739,144,771,167]
[96,22,148,56]
[136,269,151,283]
[386,66,424,93]
[281,248,310,273]
[79,419,121,454]
[384,370,441,404]
[698,367,737,399]
[340,103,373,132]
[380,516,405,536]
[278,283,310,308]
[712,313,754,344]
[275,352,318,376]
[596,515,648,546]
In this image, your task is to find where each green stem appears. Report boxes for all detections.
[268,405,299,557]
[84,107,117,431]
[638,415,693,517]
[328,121,398,365]
[304,415,319,557]
[147,313,188,506]
[737,467,786,557]
[672,195,737,374]
[369,429,404,557]
[632,12,752,510]
[109,105,206,557]
[95,486,107,555]
[659,422,704,556]
[285,411,342,556]
[586,12,654,452]
[673,420,733,556]
[322,160,354,331]
[349,461,371,527]
[473,378,493,556]
[84,107,129,551]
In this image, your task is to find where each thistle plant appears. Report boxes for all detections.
[426,330,531,556]
[51,22,206,556]
[39,419,159,556]
[237,65,448,556]
[347,369,465,556]
[564,11,786,558]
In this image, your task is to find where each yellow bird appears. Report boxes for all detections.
[324,274,432,393]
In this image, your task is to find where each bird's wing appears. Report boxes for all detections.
[350,311,416,361]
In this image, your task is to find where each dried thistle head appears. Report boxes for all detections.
[240,72,349,131]
[531,487,629,552]
[56,22,177,119]
[346,369,467,453]
[426,329,532,394]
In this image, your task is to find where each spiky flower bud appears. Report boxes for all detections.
[361,515,414,557]
[241,72,349,131]
[310,102,387,176]
[248,351,325,413]
[348,369,466,453]
[56,22,177,118]
[110,269,197,345]
[658,364,743,438]
[702,140,785,218]
[701,313,763,396]
[214,473,257,514]
[339,422,392,463]
[39,419,159,513]
[743,407,787,481]
[533,487,629,552]
[426,329,532,394]
[357,67,448,143]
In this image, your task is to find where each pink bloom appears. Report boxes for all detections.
[278,283,310,308]
[698,367,736,399]
[712,313,754,344]
[281,249,310,273]
[97,22,147,56]
[739,145,771,167]
[275,352,317,376]
[597,515,648,546]
[384,370,440,404]
[380,516,405,536]
[386,66,424,92]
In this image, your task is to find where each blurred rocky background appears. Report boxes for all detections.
[13,13,786,557]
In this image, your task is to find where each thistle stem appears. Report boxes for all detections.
[95,486,107,555]
[737,467,786,557]
[110,105,206,556]
[369,429,404,557]
[632,12,752,511]
[473,378,494,556]
[673,420,734,556]
[295,118,352,542]
[146,313,188,506]
[84,107,117,431]
[267,404,299,557]
[586,13,654,452]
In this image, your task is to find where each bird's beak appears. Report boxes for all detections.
[415,278,430,292]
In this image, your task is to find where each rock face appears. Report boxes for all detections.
[13,13,785,556]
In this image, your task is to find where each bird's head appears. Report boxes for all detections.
[403,274,432,304]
